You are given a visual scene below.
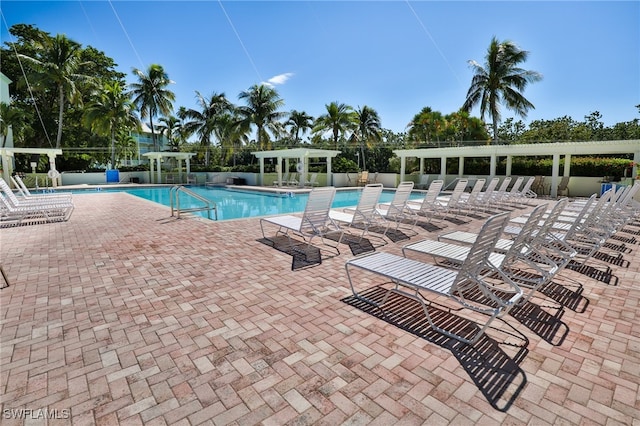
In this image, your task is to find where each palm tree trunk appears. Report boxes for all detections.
[110,127,116,168]
[56,86,65,149]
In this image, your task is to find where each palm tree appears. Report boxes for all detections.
[181,91,233,165]
[17,34,92,148]
[313,102,356,150]
[286,110,314,145]
[157,115,183,152]
[462,36,542,142]
[129,64,175,152]
[214,113,249,166]
[83,80,140,167]
[353,106,382,170]
[236,84,285,150]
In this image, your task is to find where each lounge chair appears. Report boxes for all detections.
[0,178,73,209]
[356,171,369,187]
[406,179,445,220]
[436,178,468,216]
[304,173,320,187]
[260,186,343,262]
[345,211,522,345]
[329,183,387,246]
[165,174,175,184]
[186,173,197,184]
[557,176,570,197]
[288,173,299,187]
[11,175,73,203]
[1,179,74,226]
[376,181,417,235]
[415,174,431,190]
[273,172,290,187]
[407,205,569,305]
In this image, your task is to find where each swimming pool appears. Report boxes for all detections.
[76,186,422,221]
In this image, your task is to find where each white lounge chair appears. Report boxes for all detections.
[260,186,343,261]
[345,211,522,345]
[304,173,320,187]
[1,179,74,227]
[329,183,387,246]
[405,205,567,305]
[11,175,73,203]
[376,181,417,235]
[406,179,445,220]
[436,178,468,216]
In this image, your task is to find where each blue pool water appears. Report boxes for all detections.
[69,186,421,221]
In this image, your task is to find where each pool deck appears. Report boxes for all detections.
[1,192,639,424]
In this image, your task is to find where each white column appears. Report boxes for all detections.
[156,158,162,184]
[326,156,332,186]
[439,157,447,180]
[419,158,424,175]
[458,156,464,177]
[489,155,497,177]
[563,154,571,177]
[259,158,264,186]
[550,154,561,198]
[48,153,59,187]
[177,158,183,183]
[506,155,512,176]
[149,157,154,183]
[399,155,406,182]
[1,150,12,185]
[277,157,282,186]
[186,157,191,174]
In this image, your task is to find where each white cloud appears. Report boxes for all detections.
[262,73,294,87]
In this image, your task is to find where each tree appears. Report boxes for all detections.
[462,36,542,142]
[157,115,183,152]
[181,91,233,165]
[352,105,382,170]
[0,101,27,148]
[129,64,175,152]
[407,107,446,146]
[286,110,313,145]
[313,102,356,150]
[17,33,93,148]
[236,84,285,151]
[83,80,140,167]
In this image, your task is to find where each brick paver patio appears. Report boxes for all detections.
[1,191,639,425]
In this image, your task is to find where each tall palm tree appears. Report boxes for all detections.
[313,102,355,150]
[353,106,382,170]
[17,34,92,148]
[214,113,249,166]
[83,80,140,167]
[129,64,175,152]
[286,110,314,146]
[236,84,285,150]
[181,91,233,165]
[462,36,542,142]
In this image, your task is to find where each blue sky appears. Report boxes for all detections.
[1,1,639,134]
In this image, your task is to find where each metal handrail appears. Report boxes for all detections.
[169,185,218,220]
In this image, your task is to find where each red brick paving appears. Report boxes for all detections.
[1,192,639,424]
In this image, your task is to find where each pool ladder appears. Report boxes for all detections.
[169,185,218,220]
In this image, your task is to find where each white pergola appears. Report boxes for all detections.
[394,140,640,197]
[252,148,342,186]
[143,152,196,184]
[0,147,64,187]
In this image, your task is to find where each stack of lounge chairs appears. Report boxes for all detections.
[1,177,74,227]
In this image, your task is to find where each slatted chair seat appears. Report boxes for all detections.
[346,211,522,345]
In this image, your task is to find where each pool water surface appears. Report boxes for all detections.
[83,186,421,221]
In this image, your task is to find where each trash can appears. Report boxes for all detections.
[106,170,120,183]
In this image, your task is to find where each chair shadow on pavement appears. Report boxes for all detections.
[342,285,529,412]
